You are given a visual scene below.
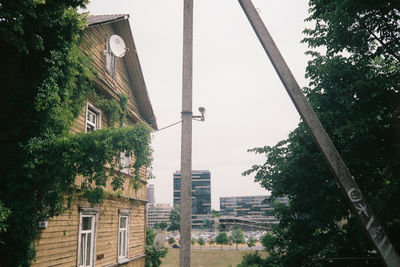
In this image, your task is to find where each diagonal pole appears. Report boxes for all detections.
[238,0,400,266]
[180,0,193,266]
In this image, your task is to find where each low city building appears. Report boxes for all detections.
[219,195,288,230]
[147,203,172,228]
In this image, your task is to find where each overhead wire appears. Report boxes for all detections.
[152,120,182,132]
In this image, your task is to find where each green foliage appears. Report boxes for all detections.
[0,0,153,266]
[244,1,400,266]
[197,237,205,247]
[167,205,180,232]
[231,227,245,250]
[216,231,229,249]
[93,92,129,126]
[0,202,11,244]
[167,237,175,245]
[155,221,168,230]
[209,238,215,248]
[191,238,196,245]
[237,252,267,267]
[260,233,274,252]
[247,237,257,250]
[145,228,168,267]
[211,209,221,218]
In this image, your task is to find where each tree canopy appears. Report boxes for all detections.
[244,0,400,266]
[168,205,180,232]
[197,237,205,247]
[231,227,245,250]
[155,221,168,230]
[216,231,229,249]
[247,237,257,251]
[145,228,168,267]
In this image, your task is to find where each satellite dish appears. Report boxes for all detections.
[109,35,127,57]
[153,232,165,250]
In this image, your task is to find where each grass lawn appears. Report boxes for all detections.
[161,248,268,267]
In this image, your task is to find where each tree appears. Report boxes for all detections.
[167,206,180,232]
[0,1,153,265]
[167,237,175,245]
[244,1,400,266]
[216,231,229,250]
[145,228,168,267]
[260,233,274,252]
[191,238,196,245]
[247,237,257,251]
[231,227,245,250]
[237,252,266,267]
[197,237,205,249]
[211,209,220,218]
[158,221,168,230]
[209,238,215,249]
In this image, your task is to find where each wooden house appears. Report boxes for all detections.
[32,14,157,267]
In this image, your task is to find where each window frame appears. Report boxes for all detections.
[77,207,100,267]
[85,103,101,133]
[120,151,132,175]
[118,209,130,262]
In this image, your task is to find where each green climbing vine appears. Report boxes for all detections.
[93,92,129,127]
[0,1,153,266]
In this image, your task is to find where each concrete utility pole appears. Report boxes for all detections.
[238,0,400,266]
[180,0,193,266]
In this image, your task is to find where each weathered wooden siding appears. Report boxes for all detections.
[33,196,146,267]
[81,24,142,121]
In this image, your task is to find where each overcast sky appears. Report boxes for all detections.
[86,0,311,210]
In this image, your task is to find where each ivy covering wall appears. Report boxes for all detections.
[0,1,153,266]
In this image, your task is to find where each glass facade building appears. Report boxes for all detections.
[173,170,211,229]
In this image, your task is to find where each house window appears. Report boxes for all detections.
[120,151,131,175]
[77,208,99,267]
[86,104,101,133]
[118,210,130,261]
[106,37,116,77]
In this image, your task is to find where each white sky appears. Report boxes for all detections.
[86,0,311,210]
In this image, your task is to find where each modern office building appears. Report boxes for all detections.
[173,170,211,229]
[147,203,172,228]
[220,195,288,221]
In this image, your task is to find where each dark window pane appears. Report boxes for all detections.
[82,217,92,230]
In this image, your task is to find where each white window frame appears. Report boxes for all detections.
[118,209,130,263]
[85,103,101,133]
[105,37,116,77]
[120,151,132,175]
[77,207,100,267]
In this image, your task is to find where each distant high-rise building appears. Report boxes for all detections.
[147,184,155,204]
[147,203,172,228]
[173,170,211,229]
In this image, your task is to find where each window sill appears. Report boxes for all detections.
[118,258,130,265]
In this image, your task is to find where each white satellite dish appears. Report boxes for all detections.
[153,232,165,250]
[109,35,127,57]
